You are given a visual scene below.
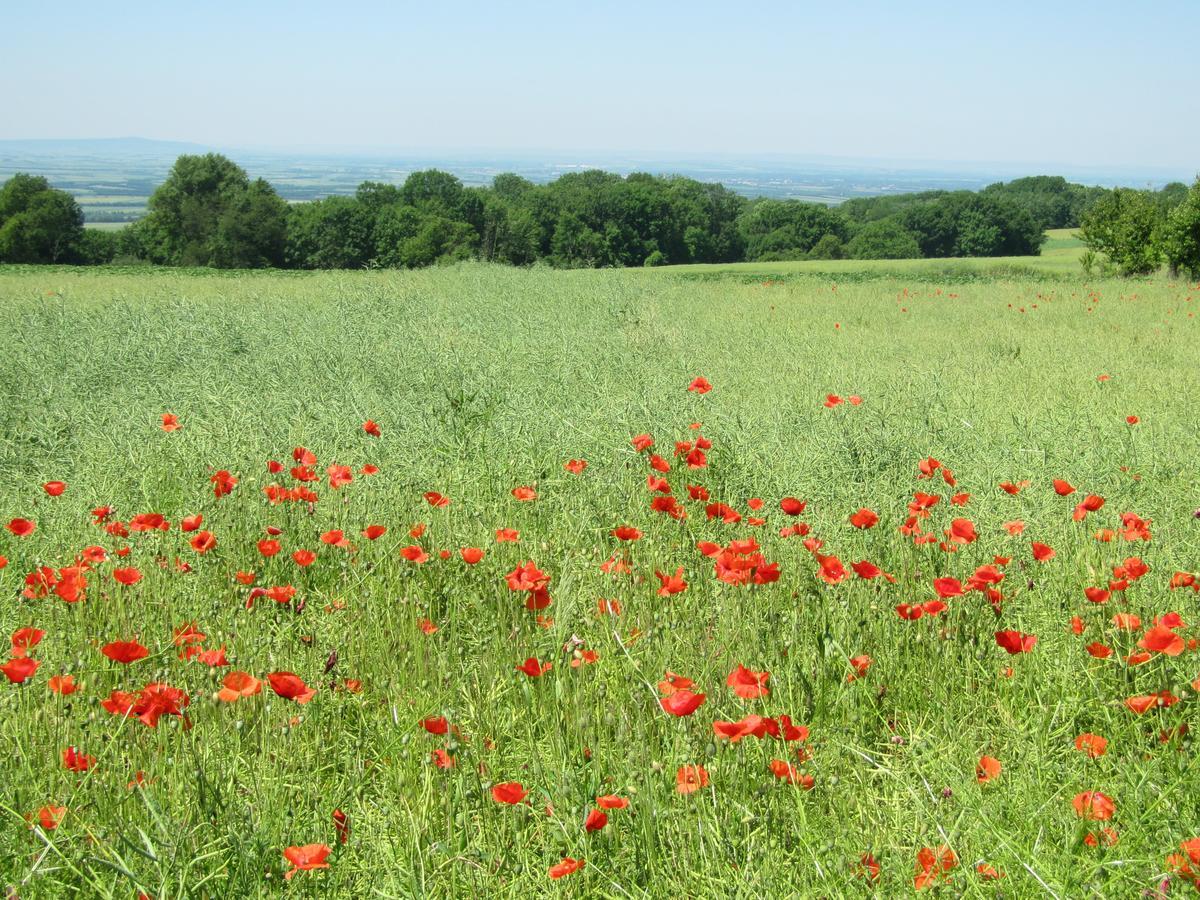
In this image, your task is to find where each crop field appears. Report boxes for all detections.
[0,262,1198,897]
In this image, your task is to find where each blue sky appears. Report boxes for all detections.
[3,0,1198,169]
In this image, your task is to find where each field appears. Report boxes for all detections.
[1,261,1199,897]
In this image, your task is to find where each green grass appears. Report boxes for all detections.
[0,262,1198,897]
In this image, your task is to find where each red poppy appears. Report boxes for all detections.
[292,549,317,567]
[687,376,712,393]
[660,689,706,716]
[994,631,1037,654]
[933,578,964,599]
[495,528,519,543]
[283,844,331,879]
[491,782,528,804]
[564,458,587,474]
[1031,541,1056,561]
[1053,479,1076,496]
[62,746,95,772]
[217,671,261,702]
[113,567,142,586]
[6,518,35,537]
[1139,624,1185,656]
[976,755,1001,783]
[423,491,450,508]
[362,524,386,540]
[332,809,350,844]
[612,526,643,541]
[48,674,78,695]
[548,857,585,879]
[655,567,688,596]
[780,497,806,515]
[190,531,216,554]
[511,486,537,501]
[363,419,381,437]
[727,664,770,699]
[2,656,39,683]
[35,805,66,830]
[160,413,181,432]
[101,640,149,664]
[676,764,709,794]
[268,671,316,704]
[584,808,608,831]
[914,845,957,890]
[515,657,552,677]
[400,545,429,564]
[43,481,67,497]
[1074,733,1108,758]
[849,508,879,529]
[1124,691,1179,714]
[459,547,483,564]
[1072,791,1115,821]
[597,795,628,810]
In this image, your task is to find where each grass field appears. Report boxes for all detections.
[1,261,1199,897]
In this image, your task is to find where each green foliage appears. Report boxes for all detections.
[286,196,375,269]
[1079,188,1164,276]
[1160,178,1200,279]
[846,217,922,259]
[140,154,287,268]
[0,173,85,263]
[738,199,848,260]
[980,175,1107,230]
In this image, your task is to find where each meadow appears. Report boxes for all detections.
[0,259,1198,897]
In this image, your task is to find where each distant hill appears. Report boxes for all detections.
[0,137,213,156]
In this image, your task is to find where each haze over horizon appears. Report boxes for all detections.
[4,0,1198,172]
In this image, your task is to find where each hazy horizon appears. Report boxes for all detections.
[3,1,1198,171]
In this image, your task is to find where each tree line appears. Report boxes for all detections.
[1,154,1197,275]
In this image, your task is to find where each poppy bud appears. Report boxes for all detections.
[324,651,338,673]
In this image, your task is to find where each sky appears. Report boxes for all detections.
[3,0,1198,170]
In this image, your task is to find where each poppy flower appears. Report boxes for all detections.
[11,627,44,656]
[268,671,316,704]
[113,567,142,586]
[1124,691,1179,714]
[217,671,261,702]
[491,782,528,804]
[1126,415,1139,425]
[994,631,1037,654]
[362,524,386,540]
[292,549,317,567]
[976,755,1001,783]
[727,664,770,699]
[1075,733,1108,757]
[768,759,812,788]
[548,857,585,879]
[676,764,709,794]
[283,844,331,879]
[332,809,349,844]
[1072,791,1115,821]
[423,491,450,508]
[1139,624,1185,656]
[847,655,873,681]
[62,746,95,772]
[6,518,35,537]
[1084,587,1109,605]
[947,518,977,544]
[431,748,454,768]
[655,567,688,596]
[1031,541,1056,561]
[363,419,381,437]
[160,413,181,432]
[564,458,587,474]
[597,795,628,810]
[511,486,537,501]
[612,526,642,541]
[933,578,964,599]
[48,674,78,695]
[2,656,39,683]
[459,547,483,564]
[516,657,552,677]
[849,508,879,529]
[687,376,712,394]
[400,545,429,564]
[43,481,67,497]
[495,528,519,543]
[660,689,706,716]
[190,531,216,554]
[780,497,806,515]
[914,845,957,889]
[36,805,66,830]
[1053,479,1076,496]
[101,640,149,665]
[584,808,608,831]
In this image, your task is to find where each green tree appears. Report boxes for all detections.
[846,218,922,259]
[140,154,287,267]
[1079,188,1163,275]
[1160,179,1200,279]
[0,173,85,263]
[286,196,375,268]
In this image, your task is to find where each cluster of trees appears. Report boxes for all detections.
[2,155,1197,275]
[1079,181,1200,278]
